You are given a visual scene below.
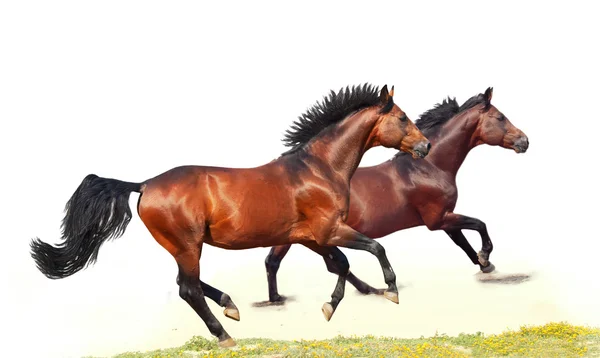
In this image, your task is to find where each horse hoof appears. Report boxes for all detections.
[224,307,240,321]
[384,290,399,304]
[481,262,496,274]
[218,338,236,348]
[322,302,334,322]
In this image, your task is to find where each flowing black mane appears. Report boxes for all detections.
[394,91,488,158]
[281,83,383,155]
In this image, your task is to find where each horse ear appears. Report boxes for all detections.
[379,85,395,113]
[484,87,493,104]
[379,85,390,103]
[389,85,395,97]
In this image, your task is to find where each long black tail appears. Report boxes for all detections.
[30,174,143,279]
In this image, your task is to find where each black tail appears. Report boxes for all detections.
[30,174,143,279]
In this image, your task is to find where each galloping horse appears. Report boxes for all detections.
[263,87,529,303]
[30,84,431,347]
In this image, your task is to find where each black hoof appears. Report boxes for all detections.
[481,262,496,274]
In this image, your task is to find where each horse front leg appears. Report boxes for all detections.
[440,213,495,273]
[200,281,241,321]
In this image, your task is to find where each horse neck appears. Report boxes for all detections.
[304,109,378,184]
[425,110,480,177]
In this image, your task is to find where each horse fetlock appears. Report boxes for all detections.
[220,294,240,321]
[219,293,233,307]
[384,267,397,287]
[477,251,490,266]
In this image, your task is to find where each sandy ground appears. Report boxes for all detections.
[5,226,600,358]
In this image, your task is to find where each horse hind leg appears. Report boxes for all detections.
[321,248,349,322]
[175,247,235,348]
[144,222,236,347]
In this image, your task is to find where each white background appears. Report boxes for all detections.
[1,1,599,357]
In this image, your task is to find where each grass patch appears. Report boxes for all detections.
[89,322,600,357]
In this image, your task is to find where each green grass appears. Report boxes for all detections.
[89,322,600,358]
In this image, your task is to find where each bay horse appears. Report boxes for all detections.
[30,84,431,348]
[263,87,530,303]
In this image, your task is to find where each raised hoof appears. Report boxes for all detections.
[322,302,334,322]
[218,338,236,348]
[224,307,240,321]
[384,290,399,304]
[481,262,496,274]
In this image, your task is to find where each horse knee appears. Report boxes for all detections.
[179,282,194,301]
[177,272,201,302]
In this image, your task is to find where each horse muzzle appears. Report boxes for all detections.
[412,141,431,159]
[512,136,529,153]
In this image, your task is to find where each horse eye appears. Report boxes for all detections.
[399,114,408,122]
[497,115,505,121]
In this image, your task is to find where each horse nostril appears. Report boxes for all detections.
[514,136,529,153]
[426,142,431,151]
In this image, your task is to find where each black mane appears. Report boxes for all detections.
[281,83,383,155]
[393,92,488,158]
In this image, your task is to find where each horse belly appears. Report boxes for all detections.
[206,193,297,250]
[349,193,422,239]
